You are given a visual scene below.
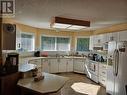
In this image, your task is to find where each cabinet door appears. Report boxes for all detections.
[93,35,98,47]
[89,36,94,50]
[107,32,119,42]
[16,27,21,50]
[30,59,41,67]
[66,59,73,72]
[42,59,50,73]
[119,31,127,41]
[74,59,85,74]
[49,59,59,73]
[97,35,103,45]
[29,59,42,72]
[59,59,67,72]
[101,34,108,43]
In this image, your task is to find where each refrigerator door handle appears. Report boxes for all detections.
[113,49,117,76]
[115,49,119,76]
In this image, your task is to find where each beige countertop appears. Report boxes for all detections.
[17,72,69,94]
[19,56,86,62]
[19,63,37,72]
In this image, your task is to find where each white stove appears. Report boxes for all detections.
[85,59,99,83]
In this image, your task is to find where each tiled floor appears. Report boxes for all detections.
[50,72,106,95]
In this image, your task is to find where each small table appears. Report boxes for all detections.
[17,72,68,95]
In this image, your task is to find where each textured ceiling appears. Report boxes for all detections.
[14,0,127,31]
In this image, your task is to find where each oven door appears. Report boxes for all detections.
[88,61,99,83]
[89,61,97,75]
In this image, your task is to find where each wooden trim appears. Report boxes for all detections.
[51,17,90,27]
[0,16,2,65]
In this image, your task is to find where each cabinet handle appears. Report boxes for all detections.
[102,79,105,82]
[102,66,106,68]
[102,72,106,74]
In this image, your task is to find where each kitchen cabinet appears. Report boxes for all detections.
[89,36,94,50]
[42,58,50,73]
[66,58,73,72]
[92,35,98,47]
[16,27,21,50]
[107,32,119,42]
[119,30,127,41]
[0,72,20,95]
[59,59,67,72]
[2,24,16,50]
[99,63,107,86]
[49,58,59,73]
[28,59,42,72]
[73,58,85,74]
[94,34,108,46]
[89,34,107,50]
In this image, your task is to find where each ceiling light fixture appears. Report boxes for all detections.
[50,17,90,30]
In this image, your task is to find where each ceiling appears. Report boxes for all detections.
[14,0,127,31]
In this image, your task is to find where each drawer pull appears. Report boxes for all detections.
[102,66,106,68]
[102,72,106,74]
[102,79,105,82]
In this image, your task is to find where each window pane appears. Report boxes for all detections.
[57,37,70,51]
[77,38,89,51]
[41,36,55,51]
[21,33,34,51]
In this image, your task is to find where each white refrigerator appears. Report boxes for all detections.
[106,41,127,95]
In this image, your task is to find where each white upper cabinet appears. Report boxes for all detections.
[16,27,21,50]
[119,30,127,41]
[96,34,108,44]
[89,36,94,50]
[106,32,119,42]
[89,34,108,50]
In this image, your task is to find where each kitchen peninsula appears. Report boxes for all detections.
[17,72,68,95]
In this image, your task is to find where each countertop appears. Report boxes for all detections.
[17,72,69,94]
[19,63,37,72]
[19,56,86,61]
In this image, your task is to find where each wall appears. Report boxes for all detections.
[2,18,93,50]
[93,23,127,35]
[3,18,127,51]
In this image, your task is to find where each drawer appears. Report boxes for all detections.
[99,76,106,86]
[90,74,99,83]
[42,59,49,62]
[99,69,107,77]
[99,64,107,69]
[29,59,42,68]
[75,59,85,63]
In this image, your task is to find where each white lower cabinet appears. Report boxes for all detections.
[73,59,85,74]
[42,59,50,73]
[49,59,59,73]
[25,57,85,74]
[66,58,73,72]
[59,59,67,72]
[99,63,107,86]
[28,59,42,72]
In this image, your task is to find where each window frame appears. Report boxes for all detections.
[40,35,71,51]
[21,32,35,51]
[75,36,90,52]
